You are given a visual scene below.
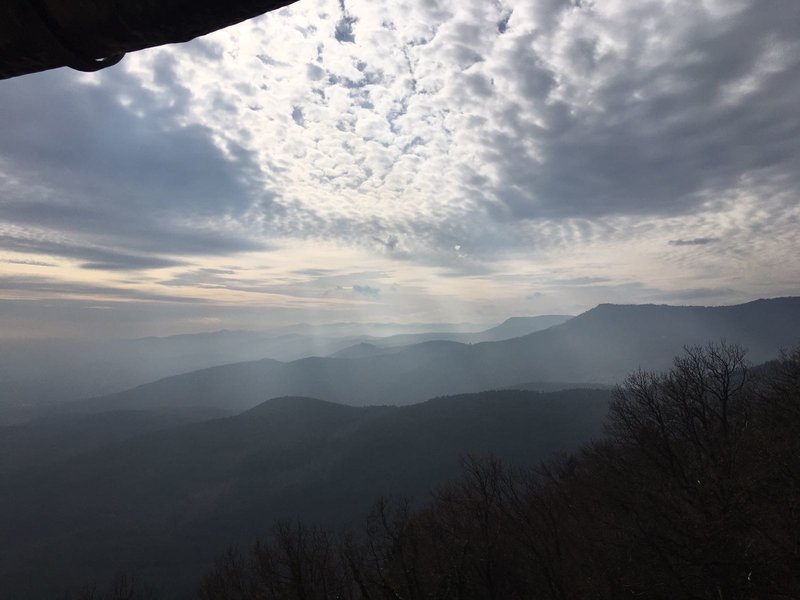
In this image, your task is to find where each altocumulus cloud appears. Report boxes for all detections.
[4,0,799,257]
[481,0,800,221]
[167,0,800,261]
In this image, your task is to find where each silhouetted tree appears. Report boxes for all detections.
[65,574,156,600]
[197,521,356,600]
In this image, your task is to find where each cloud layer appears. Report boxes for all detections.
[0,0,798,336]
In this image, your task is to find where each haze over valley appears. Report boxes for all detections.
[1,296,800,597]
[61,297,800,412]
[0,314,570,419]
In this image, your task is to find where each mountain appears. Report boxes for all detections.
[0,331,363,412]
[74,298,800,413]
[0,388,611,599]
[0,406,232,474]
[330,341,393,359]
[330,314,573,356]
[479,297,800,382]
[469,315,574,342]
[0,317,564,416]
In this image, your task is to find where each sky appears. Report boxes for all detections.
[0,0,798,338]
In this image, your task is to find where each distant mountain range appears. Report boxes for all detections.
[331,315,574,356]
[0,388,611,598]
[4,297,800,598]
[0,315,570,416]
[73,297,800,413]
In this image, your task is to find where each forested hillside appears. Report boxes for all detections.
[193,345,800,600]
[0,388,610,598]
[69,343,800,600]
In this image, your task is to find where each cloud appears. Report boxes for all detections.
[479,0,800,221]
[225,0,798,265]
[0,63,271,264]
[0,0,798,334]
[2,258,57,267]
[0,234,186,271]
[0,275,206,303]
[160,266,390,304]
[668,238,721,247]
[352,284,380,298]
[292,268,336,276]
[372,235,399,252]
[654,287,743,303]
[553,276,613,286]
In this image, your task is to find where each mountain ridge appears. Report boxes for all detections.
[0,387,611,598]
[61,297,800,414]
[0,314,572,414]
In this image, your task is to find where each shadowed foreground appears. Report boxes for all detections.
[72,344,800,599]
[191,345,800,600]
